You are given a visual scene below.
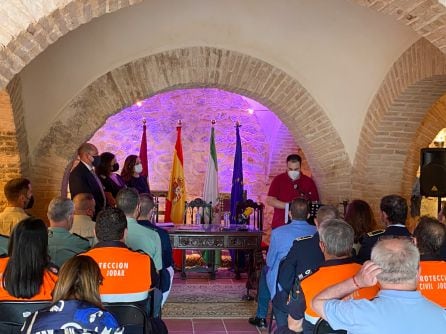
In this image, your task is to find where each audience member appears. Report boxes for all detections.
[116,188,162,271]
[289,219,378,334]
[96,152,126,207]
[0,178,32,235]
[344,199,378,253]
[84,208,157,307]
[121,154,151,194]
[69,143,105,215]
[275,205,340,316]
[357,194,411,263]
[413,216,446,308]
[47,197,90,267]
[22,255,124,334]
[0,218,57,300]
[266,154,319,229]
[138,193,173,305]
[249,198,317,330]
[72,193,96,245]
[313,238,446,333]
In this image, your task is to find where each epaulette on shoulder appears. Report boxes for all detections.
[367,229,385,237]
[295,235,313,242]
[72,233,90,242]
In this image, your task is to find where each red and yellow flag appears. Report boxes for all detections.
[165,123,186,224]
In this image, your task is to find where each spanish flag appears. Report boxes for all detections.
[165,122,186,224]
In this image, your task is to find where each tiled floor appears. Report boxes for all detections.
[165,318,267,334]
[165,270,269,333]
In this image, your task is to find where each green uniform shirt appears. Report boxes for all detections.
[126,217,162,271]
[48,227,90,268]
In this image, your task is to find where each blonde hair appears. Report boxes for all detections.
[52,255,103,308]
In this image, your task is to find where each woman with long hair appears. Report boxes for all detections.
[22,255,123,333]
[121,154,150,194]
[0,217,57,300]
[95,152,126,207]
[344,199,378,253]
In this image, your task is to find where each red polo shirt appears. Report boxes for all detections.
[268,172,319,229]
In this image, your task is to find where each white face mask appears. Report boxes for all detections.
[288,170,300,180]
[134,164,143,174]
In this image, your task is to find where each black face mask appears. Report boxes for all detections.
[92,156,101,167]
[25,195,34,210]
[112,163,119,172]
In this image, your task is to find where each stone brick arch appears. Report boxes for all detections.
[29,47,351,217]
[0,0,143,89]
[2,0,446,91]
[353,38,446,209]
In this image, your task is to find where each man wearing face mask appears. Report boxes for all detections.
[0,177,33,235]
[71,193,96,246]
[267,154,319,229]
[69,143,106,216]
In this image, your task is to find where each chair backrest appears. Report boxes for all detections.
[313,318,347,334]
[0,300,52,333]
[104,303,148,334]
[236,199,264,230]
[151,190,168,223]
[184,198,213,224]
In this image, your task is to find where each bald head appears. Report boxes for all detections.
[77,143,98,166]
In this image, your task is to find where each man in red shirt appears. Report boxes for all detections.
[267,154,319,229]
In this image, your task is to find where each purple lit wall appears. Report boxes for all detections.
[89,88,310,231]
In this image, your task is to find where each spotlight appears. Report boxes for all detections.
[247,108,254,114]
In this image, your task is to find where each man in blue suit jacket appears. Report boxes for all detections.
[69,143,105,216]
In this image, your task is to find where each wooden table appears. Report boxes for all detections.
[165,224,263,280]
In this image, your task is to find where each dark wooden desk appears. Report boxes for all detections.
[165,224,263,280]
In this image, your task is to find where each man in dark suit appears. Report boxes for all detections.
[357,194,411,263]
[69,143,105,216]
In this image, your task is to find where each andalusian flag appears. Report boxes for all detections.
[165,123,186,224]
[203,123,219,221]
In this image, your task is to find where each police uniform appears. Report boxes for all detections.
[288,258,379,333]
[418,256,446,308]
[48,227,90,268]
[272,233,324,320]
[357,224,411,263]
[85,241,158,304]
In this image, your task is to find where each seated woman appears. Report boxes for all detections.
[121,154,150,194]
[21,255,124,333]
[344,199,378,254]
[96,152,126,207]
[0,217,57,300]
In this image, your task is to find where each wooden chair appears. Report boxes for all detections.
[184,198,213,224]
[0,300,52,333]
[151,190,168,223]
[313,318,347,334]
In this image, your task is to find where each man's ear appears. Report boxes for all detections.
[319,241,325,253]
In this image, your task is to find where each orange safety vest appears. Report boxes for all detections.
[418,260,446,308]
[85,246,153,303]
[301,262,379,324]
[0,257,57,301]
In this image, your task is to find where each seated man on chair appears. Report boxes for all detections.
[313,238,446,334]
[288,219,378,334]
[85,207,158,309]
[249,198,317,330]
[138,193,174,306]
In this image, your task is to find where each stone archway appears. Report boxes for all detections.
[353,38,446,210]
[28,47,351,217]
[2,1,446,91]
